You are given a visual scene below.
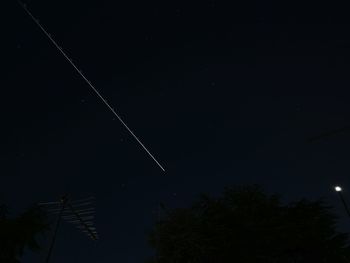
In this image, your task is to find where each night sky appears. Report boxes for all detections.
[3,0,350,262]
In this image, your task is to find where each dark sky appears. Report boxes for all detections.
[3,0,350,262]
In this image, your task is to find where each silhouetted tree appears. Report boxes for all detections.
[0,204,49,263]
[148,185,350,263]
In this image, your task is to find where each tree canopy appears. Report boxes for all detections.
[0,204,49,263]
[148,185,350,263]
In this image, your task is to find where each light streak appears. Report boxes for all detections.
[17,1,165,172]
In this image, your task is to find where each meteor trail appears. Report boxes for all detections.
[17,1,165,172]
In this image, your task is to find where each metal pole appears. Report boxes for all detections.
[45,195,68,263]
[337,191,350,218]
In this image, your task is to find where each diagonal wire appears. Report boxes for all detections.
[67,202,98,240]
[17,1,165,172]
[308,125,350,143]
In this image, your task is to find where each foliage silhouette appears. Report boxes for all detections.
[148,185,350,263]
[0,204,49,263]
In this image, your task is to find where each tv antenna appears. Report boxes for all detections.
[38,195,98,263]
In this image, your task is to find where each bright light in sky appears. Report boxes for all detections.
[335,186,342,192]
